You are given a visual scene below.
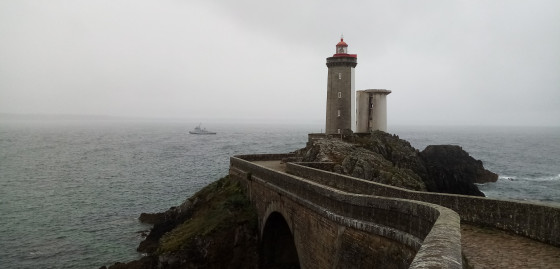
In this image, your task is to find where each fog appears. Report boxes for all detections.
[1,0,559,126]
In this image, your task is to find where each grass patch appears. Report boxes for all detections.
[157,176,257,254]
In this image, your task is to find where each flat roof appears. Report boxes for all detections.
[358,89,392,94]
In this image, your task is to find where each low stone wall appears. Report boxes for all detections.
[288,162,560,247]
[307,133,373,145]
[295,162,336,171]
[230,155,463,269]
[233,153,295,162]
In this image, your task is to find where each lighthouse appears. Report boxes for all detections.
[325,38,357,135]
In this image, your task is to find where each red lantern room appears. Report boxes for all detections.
[333,37,357,58]
[336,38,348,54]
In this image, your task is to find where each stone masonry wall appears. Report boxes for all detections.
[288,162,560,247]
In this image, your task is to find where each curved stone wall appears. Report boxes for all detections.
[287,161,560,247]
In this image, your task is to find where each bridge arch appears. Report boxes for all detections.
[260,211,300,269]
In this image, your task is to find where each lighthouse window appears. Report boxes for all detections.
[337,110,341,117]
[338,92,341,98]
[338,73,342,79]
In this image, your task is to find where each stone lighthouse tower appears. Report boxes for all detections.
[325,38,357,134]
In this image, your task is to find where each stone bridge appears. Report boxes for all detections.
[229,153,560,269]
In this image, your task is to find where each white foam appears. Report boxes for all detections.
[528,174,560,182]
[498,175,517,182]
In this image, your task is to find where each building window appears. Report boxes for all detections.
[338,73,342,79]
[337,110,341,117]
[338,92,341,98]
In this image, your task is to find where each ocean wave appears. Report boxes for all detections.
[526,174,560,182]
[497,174,560,182]
[497,175,517,182]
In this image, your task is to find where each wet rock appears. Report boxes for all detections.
[420,145,497,196]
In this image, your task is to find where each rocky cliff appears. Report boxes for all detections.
[298,134,428,191]
[296,131,497,196]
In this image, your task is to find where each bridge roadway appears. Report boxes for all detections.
[253,160,560,269]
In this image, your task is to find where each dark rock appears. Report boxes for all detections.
[420,145,498,196]
[105,256,158,269]
[138,212,165,225]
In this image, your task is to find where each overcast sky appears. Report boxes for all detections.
[1,0,559,126]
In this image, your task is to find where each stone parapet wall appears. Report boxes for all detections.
[233,153,295,162]
[307,133,376,145]
[326,56,358,68]
[288,161,560,247]
[295,161,336,171]
[230,155,463,269]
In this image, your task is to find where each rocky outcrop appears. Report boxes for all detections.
[298,136,427,191]
[100,176,259,269]
[296,131,497,196]
[420,145,498,196]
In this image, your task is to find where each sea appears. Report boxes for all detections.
[0,119,558,269]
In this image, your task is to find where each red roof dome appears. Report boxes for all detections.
[336,38,348,47]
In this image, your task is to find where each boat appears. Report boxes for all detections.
[189,124,216,135]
